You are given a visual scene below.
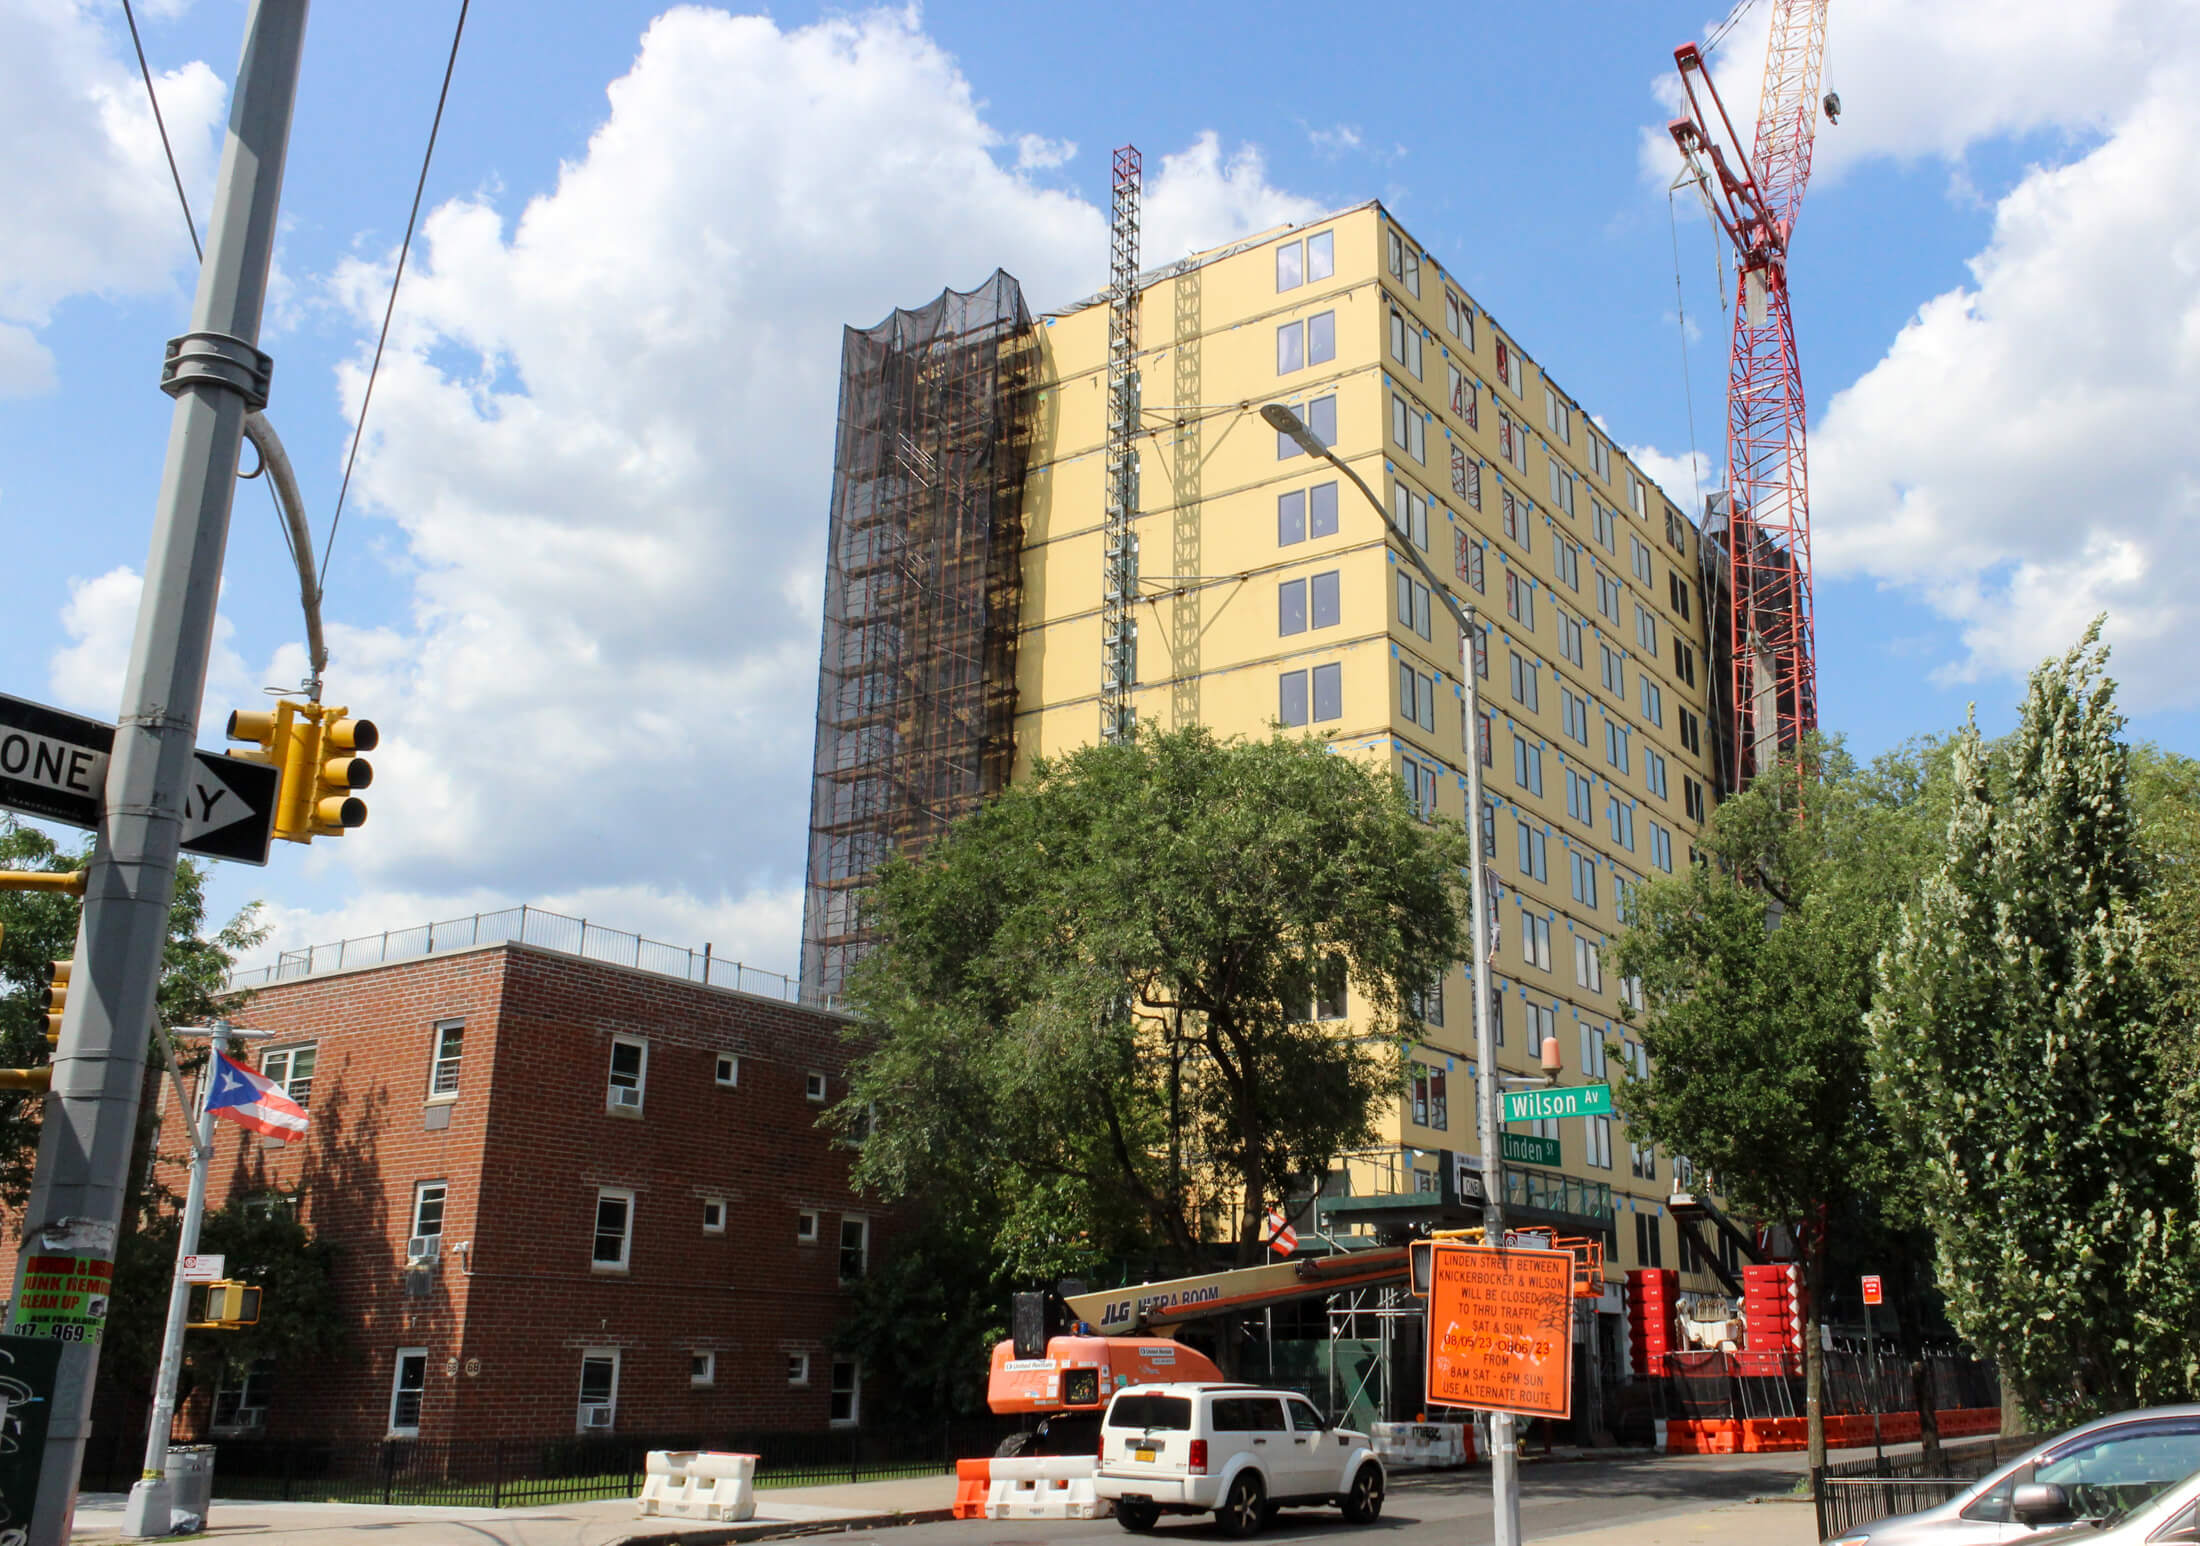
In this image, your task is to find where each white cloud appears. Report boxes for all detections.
[1625,443,1713,512]
[1014,133,1075,172]
[49,565,256,720]
[300,7,1315,974]
[0,0,223,393]
[1307,123,1363,159]
[1812,55,2200,706]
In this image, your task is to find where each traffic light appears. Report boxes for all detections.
[42,960,68,1045]
[187,1280,262,1329]
[227,700,376,843]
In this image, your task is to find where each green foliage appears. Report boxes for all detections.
[0,820,265,1208]
[1869,623,2200,1419]
[97,1201,346,1414]
[835,1207,1014,1422]
[840,725,1470,1269]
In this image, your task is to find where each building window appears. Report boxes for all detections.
[1495,337,1524,397]
[1410,1064,1448,1131]
[1497,413,1529,474]
[1279,669,1309,727]
[1520,913,1552,973]
[1630,476,1647,517]
[1523,997,1555,1055]
[1509,652,1539,712]
[1279,577,1308,637]
[788,1352,812,1387]
[1650,821,1675,873]
[1277,394,1338,458]
[1605,721,1631,774]
[1575,938,1605,995]
[1452,448,1482,508]
[1635,604,1658,654]
[1570,850,1599,909]
[1641,680,1665,729]
[577,1350,619,1432]
[690,1352,716,1388]
[1280,664,1343,728]
[703,1197,726,1234]
[1679,707,1703,755]
[805,1071,828,1102]
[1389,308,1424,378]
[1455,530,1485,593]
[715,1053,739,1087]
[410,1181,446,1251]
[260,1044,317,1107]
[1566,768,1594,824]
[1396,572,1431,640]
[1674,639,1698,687]
[1631,534,1654,584]
[1385,229,1420,297]
[1646,748,1669,799]
[1596,573,1622,623]
[1412,976,1445,1028]
[1586,1115,1613,1170]
[429,1021,463,1098]
[1516,820,1548,882]
[839,1217,869,1281]
[389,1349,429,1437]
[1556,611,1584,667]
[1315,955,1348,1020]
[1445,289,1475,348]
[1505,571,1535,631]
[797,1210,819,1243]
[1668,570,1694,622]
[1554,540,1580,592]
[1391,394,1426,462]
[1513,737,1544,797]
[212,1359,274,1434]
[1560,690,1589,746]
[1390,482,1429,549]
[830,1358,862,1427]
[1401,757,1438,820]
[607,1037,646,1113]
[1548,460,1575,517]
[1447,363,1479,429]
[1635,1212,1664,1268]
[1276,310,1335,374]
[1666,507,1688,553]
[1684,775,1707,824]
[1592,502,1616,552]
[1609,799,1637,852]
[592,1188,634,1271]
[1600,644,1625,697]
[1589,434,1611,482]
[1273,482,1338,544]
[1397,665,1435,734]
[1468,621,1490,680]
[1310,571,1341,629]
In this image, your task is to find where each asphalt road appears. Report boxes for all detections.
[886,1449,1815,1544]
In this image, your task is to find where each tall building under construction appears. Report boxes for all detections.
[800,200,1733,1316]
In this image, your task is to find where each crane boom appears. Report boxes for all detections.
[1669,2,1830,790]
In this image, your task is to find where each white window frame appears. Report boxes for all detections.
[592,1187,635,1272]
[1557,612,1584,667]
[1590,433,1611,482]
[788,1352,812,1387]
[805,1071,828,1103]
[1575,938,1605,996]
[212,1357,274,1436]
[1586,1115,1614,1171]
[690,1351,716,1389]
[839,1216,870,1282]
[829,1357,862,1428]
[260,1043,318,1107]
[715,1053,740,1087]
[607,1036,647,1114]
[702,1196,726,1234]
[797,1210,820,1243]
[1389,308,1423,377]
[1391,393,1426,462]
[577,1347,620,1433]
[388,1347,429,1438]
[428,1020,463,1099]
[1632,534,1654,584]
[410,1180,447,1243]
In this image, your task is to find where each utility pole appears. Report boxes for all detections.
[1258,404,1519,1542]
[8,6,308,1540]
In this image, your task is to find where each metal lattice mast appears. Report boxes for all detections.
[1669,2,1829,788]
[1101,145,1141,744]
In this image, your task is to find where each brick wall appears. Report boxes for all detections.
[83,942,893,1446]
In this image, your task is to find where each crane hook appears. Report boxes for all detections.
[1822,90,1842,125]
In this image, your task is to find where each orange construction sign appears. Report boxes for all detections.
[1424,1243,1576,1419]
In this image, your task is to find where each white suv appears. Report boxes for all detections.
[1094,1382,1385,1536]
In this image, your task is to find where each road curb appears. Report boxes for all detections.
[618,1507,957,1545]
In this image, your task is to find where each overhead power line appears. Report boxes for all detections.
[120,0,202,263]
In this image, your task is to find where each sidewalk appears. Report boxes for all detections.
[69,1473,958,1546]
[1543,1498,1819,1545]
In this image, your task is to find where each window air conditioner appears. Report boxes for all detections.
[580,1404,614,1430]
[406,1235,441,1264]
[610,1086,643,1110]
[236,1407,267,1431]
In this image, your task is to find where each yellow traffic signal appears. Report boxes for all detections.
[226,700,376,843]
[42,960,69,1045]
[187,1280,262,1328]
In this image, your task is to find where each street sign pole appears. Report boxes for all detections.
[9,8,307,1540]
[1862,1276,1885,1467]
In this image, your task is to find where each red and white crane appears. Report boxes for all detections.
[1669,2,1832,790]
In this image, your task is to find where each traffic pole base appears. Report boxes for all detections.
[121,1478,175,1538]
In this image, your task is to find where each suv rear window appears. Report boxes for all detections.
[1108,1395,1192,1431]
[1213,1397,1288,1432]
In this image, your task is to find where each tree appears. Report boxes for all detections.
[0,819,264,1208]
[1868,624,2200,1421]
[1611,735,1947,1469]
[841,725,1469,1272]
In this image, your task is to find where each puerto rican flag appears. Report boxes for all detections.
[205,1052,309,1142]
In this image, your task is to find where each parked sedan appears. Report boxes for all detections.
[2016,1463,2200,1546]
[1827,1407,2200,1546]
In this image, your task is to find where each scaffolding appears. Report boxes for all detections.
[1700,491,1816,795]
[798,272,1036,1002]
[1100,146,1142,744]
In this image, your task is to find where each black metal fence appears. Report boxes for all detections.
[1653,1350,2000,1422]
[79,1417,1026,1507]
[1811,1434,2034,1541]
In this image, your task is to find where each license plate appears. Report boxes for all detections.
[1132,1446,1156,1462]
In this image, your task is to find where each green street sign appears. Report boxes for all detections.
[1503,1083,1613,1124]
[1502,1132,1562,1167]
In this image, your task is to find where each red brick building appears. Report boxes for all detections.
[135,935,891,1447]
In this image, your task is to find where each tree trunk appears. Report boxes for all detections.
[1911,1360,1943,1469]
[2001,1369,2024,1438]
[1803,1217,1827,1473]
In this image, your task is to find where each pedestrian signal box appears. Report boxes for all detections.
[188,1280,262,1328]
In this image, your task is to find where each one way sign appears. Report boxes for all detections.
[0,691,279,866]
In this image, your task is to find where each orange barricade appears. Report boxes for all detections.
[953,1458,991,1519]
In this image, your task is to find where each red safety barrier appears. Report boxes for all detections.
[953,1457,992,1519]
[1662,1409,2001,1455]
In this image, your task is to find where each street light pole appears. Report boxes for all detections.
[1259,406,1520,1545]
[8,7,308,1540]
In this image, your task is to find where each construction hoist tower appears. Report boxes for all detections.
[1100,145,1142,744]
[1670,1,1830,791]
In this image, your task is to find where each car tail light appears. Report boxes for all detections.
[1098,1432,1106,1461]
[1188,1440,1208,1475]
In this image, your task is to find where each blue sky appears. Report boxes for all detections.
[4,0,2196,970]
